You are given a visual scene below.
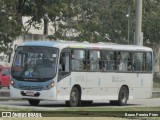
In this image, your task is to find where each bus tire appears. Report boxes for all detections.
[117,86,129,106]
[81,101,93,106]
[28,99,40,106]
[66,87,80,107]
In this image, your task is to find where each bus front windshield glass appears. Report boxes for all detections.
[11,46,58,80]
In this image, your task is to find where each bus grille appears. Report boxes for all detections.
[18,85,44,91]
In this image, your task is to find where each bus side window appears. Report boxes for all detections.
[59,53,70,72]
[127,52,132,71]
[58,49,70,80]
[102,51,116,71]
[71,49,86,71]
[88,50,101,71]
[117,52,132,72]
[133,52,146,72]
[146,52,152,71]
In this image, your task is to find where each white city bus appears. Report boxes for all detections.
[10,41,153,107]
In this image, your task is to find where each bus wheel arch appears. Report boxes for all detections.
[118,85,129,106]
[66,84,82,107]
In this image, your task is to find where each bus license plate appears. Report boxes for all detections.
[26,91,35,96]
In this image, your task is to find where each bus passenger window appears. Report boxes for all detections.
[88,50,101,71]
[102,51,116,71]
[133,52,146,72]
[117,52,132,72]
[71,50,86,71]
[146,52,152,71]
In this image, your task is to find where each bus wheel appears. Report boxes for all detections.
[81,101,93,106]
[66,87,80,107]
[118,86,129,106]
[28,99,40,106]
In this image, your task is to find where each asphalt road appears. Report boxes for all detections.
[0,98,160,111]
[0,87,160,110]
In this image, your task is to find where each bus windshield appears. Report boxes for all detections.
[11,46,58,81]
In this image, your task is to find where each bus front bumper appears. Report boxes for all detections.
[10,86,56,100]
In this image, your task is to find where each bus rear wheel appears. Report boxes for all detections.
[66,87,80,107]
[118,86,129,106]
[28,99,40,106]
[110,86,129,106]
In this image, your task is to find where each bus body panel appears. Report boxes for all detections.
[57,72,87,100]
[117,73,153,99]
[86,72,118,100]
[57,72,152,101]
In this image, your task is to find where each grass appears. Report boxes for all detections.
[58,106,160,111]
[0,106,160,119]
[0,106,160,117]
[0,107,158,111]
[0,105,160,112]
[0,117,129,120]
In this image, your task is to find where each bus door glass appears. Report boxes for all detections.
[58,49,71,80]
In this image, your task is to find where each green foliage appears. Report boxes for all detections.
[19,0,160,45]
[46,0,136,43]
[1,0,160,52]
[0,0,21,53]
[143,0,160,45]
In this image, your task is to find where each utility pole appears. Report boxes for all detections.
[127,6,131,45]
[135,0,143,45]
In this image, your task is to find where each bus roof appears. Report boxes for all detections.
[21,40,152,52]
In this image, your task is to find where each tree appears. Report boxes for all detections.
[143,0,160,45]
[57,0,135,43]
[15,0,160,46]
[0,0,21,53]
[20,0,69,36]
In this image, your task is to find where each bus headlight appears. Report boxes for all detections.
[10,80,15,87]
[47,82,55,89]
